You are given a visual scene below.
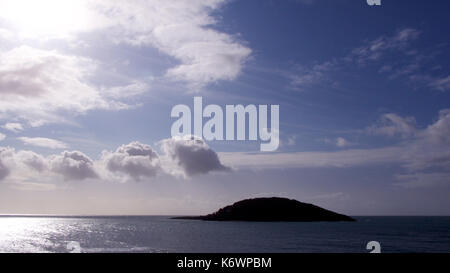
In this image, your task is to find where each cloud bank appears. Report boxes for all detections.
[0,137,230,186]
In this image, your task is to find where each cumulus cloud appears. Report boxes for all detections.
[101,141,161,181]
[160,135,230,177]
[101,138,231,180]
[49,151,98,181]
[0,137,231,186]
[2,123,23,133]
[0,133,5,141]
[0,147,98,183]
[15,150,48,172]
[0,147,49,182]
[18,137,68,149]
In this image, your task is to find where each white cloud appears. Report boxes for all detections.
[90,0,251,90]
[49,151,98,181]
[349,28,420,64]
[219,147,405,170]
[408,74,450,92]
[15,150,48,172]
[402,109,450,172]
[0,147,49,182]
[367,113,417,138]
[290,61,335,90]
[0,0,250,91]
[103,81,150,99]
[2,123,23,133]
[0,133,5,141]
[160,135,230,177]
[0,46,124,126]
[18,137,68,149]
[0,0,252,129]
[336,137,352,148]
[429,75,450,92]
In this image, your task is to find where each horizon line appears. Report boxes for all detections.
[1,214,450,217]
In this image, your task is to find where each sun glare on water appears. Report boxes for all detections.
[0,0,92,38]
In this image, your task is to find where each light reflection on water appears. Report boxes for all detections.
[0,217,155,253]
[0,217,67,252]
[0,216,449,253]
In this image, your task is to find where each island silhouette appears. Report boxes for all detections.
[173,197,355,222]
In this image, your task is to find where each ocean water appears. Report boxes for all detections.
[0,216,449,253]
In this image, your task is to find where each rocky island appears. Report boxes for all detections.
[173,197,355,222]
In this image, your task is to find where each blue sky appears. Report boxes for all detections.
[0,0,449,215]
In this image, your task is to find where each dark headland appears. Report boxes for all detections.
[173,197,355,222]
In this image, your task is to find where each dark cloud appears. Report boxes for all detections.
[160,135,230,177]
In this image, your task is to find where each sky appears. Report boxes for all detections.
[0,0,449,215]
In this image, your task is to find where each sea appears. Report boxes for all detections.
[0,216,449,253]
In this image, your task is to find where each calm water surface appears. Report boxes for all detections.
[0,216,449,253]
